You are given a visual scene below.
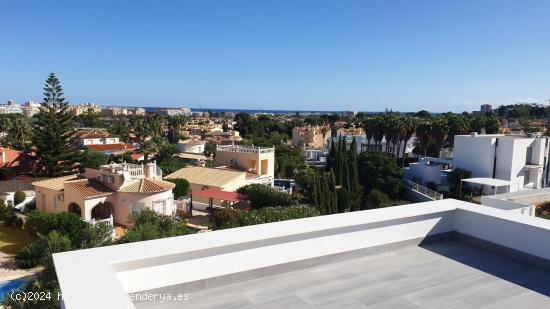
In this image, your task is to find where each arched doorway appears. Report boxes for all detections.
[68,203,82,217]
[91,202,113,220]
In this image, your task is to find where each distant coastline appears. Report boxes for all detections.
[93,106,411,115]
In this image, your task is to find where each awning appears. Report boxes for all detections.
[461,178,511,187]
[191,189,249,202]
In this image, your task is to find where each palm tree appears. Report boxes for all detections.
[432,116,449,156]
[447,115,469,150]
[373,115,385,151]
[0,117,12,145]
[8,117,33,148]
[363,117,375,151]
[414,120,432,157]
[139,140,159,163]
[400,117,418,166]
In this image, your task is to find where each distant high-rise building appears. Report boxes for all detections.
[480,104,492,113]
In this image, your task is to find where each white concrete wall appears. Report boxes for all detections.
[178,143,205,154]
[480,195,535,216]
[453,135,496,178]
[53,199,550,309]
[454,204,550,260]
[406,162,443,185]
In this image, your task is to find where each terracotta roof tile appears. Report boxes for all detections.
[85,143,134,152]
[118,178,175,193]
[32,175,82,191]
[64,179,115,199]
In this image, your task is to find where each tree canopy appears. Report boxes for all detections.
[32,73,81,177]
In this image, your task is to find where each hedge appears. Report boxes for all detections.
[213,205,320,230]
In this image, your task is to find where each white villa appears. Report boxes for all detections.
[33,162,175,227]
[215,144,275,185]
[453,133,550,192]
[406,132,550,194]
[177,139,205,154]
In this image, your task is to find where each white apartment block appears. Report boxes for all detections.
[157,107,192,116]
[0,100,23,115]
[454,133,550,192]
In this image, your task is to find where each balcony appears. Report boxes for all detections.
[98,162,163,180]
[217,145,274,154]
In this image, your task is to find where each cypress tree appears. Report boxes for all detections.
[311,174,320,211]
[348,137,363,211]
[33,73,80,177]
[328,171,338,214]
[326,141,337,171]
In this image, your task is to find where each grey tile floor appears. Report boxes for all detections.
[133,240,550,308]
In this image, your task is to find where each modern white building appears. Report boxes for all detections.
[454,133,550,192]
[404,157,452,188]
[157,107,192,116]
[0,100,23,115]
[53,199,550,308]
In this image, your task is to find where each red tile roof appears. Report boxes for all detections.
[64,179,115,199]
[85,143,134,153]
[118,178,175,193]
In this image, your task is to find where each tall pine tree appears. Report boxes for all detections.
[33,73,80,177]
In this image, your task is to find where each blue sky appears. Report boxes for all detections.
[1,0,549,112]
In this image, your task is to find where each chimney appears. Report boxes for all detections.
[471,132,478,137]
[144,162,155,179]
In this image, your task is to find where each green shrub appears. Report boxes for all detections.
[0,200,13,221]
[117,209,189,244]
[14,191,27,205]
[213,205,320,230]
[212,208,241,229]
[536,201,550,219]
[24,211,87,244]
[448,168,472,194]
[15,242,45,269]
[237,184,297,209]
[166,178,190,199]
[366,189,390,209]
[24,200,36,212]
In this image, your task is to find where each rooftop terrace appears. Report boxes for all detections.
[53,199,550,308]
[135,239,550,308]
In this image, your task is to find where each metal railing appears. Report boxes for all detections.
[404,180,444,200]
[217,145,274,154]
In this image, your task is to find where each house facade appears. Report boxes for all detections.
[33,162,175,226]
[454,133,550,191]
[75,130,120,146]
[165,166,247,207]
[215,145,275,184]
[291,125,329,149]
[177,139,205,154]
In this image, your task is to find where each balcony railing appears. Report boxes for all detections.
[404,180,444,200]
[217,145,274,154]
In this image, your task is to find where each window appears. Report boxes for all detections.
[153,200,165,215]
[57,194,64,202]
[131,202,146,214]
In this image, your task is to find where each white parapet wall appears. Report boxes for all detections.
[53,199,550,309]
[479,187,550,216]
